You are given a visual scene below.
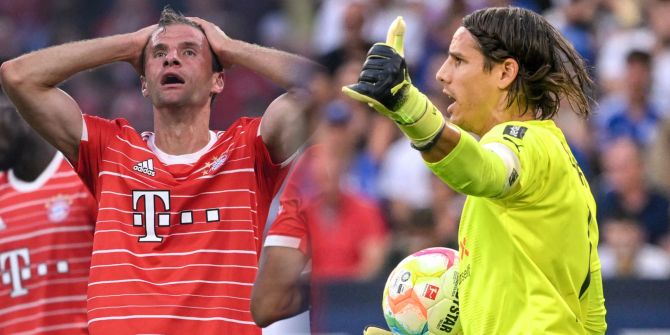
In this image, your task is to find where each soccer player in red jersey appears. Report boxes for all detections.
[0,104,96,334]
[251,143,389,329]
[0,7,319,335]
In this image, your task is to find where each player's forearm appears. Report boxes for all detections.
[222,39,321,91]
[251,277,309,327]
[0,34,139,90]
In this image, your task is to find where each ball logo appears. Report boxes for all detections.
[423,284,439,300]
[401,271,411,282]
[45,194,72,222]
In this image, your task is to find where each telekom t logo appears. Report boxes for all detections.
[132,190,222,243]
[1,248,30,297]
[133,190,170,242]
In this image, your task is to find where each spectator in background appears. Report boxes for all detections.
[647,117,670,196]
[597,136,669,245]
[252,108,390,327]
[318,1,372,74]
[599,217,670,279]
[595,50,662,149]
[0,103,96,334]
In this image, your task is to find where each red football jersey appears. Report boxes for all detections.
[75,115,288,334]
[265,148,388,279]
[0,152,96,335]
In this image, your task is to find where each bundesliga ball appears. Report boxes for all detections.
[382,247,461,335]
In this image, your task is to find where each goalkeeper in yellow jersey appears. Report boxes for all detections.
[344,6,607,335]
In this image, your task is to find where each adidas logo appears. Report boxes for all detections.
[133,159,156,177]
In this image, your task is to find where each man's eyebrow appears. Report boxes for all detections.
[152,43,168,51]
[179,41,201,49]
[449,51,465,59]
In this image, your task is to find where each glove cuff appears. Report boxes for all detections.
[396,90,446,146]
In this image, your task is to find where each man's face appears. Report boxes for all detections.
[141,24,223,109]
[0,109,24,171]
[435,27,503,135]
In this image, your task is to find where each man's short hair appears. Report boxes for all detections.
[139,6,223,76]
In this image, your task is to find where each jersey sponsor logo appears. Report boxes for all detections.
[133,158,156,177]
[0,248,70,298]
[132,190,223,242]
[503,125,528,139]
[422,284,440,300]
[45,194,72,222]
[202,153,228,176]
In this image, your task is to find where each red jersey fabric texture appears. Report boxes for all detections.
[75,115,288,335]
[0,153,96,334]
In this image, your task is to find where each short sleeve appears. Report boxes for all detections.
[75,114,127,197]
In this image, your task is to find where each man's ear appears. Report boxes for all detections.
[140,75,148,97]
[498,58,519,90]
[211,72,225,95]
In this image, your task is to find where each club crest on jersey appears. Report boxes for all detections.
[45,194,72,222]
[203,153,228,175]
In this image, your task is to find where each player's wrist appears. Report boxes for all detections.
[394,88,446,148]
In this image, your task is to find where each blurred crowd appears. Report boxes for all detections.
[1,0,670,281]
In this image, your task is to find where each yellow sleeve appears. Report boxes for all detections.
[424,127,515,198]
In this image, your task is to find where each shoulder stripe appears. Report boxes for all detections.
[88,314,256,326]
[12,322,88,335]
[114,135,153,154]
[88,303,249,314]
[87,292,250,302]
[0,192,90,214]
[0,308,87,330]
[95,228,254,238]
[195,168,254,180]
[92,248,256,257]
[87,278,254,288]
[0,226,93,245]
[89,262,257,271]
[0,295,87,316]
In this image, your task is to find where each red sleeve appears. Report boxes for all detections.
[74,114,127,198]
[265,150,310,255]
[243,117,292,199]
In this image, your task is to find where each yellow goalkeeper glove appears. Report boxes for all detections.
[363,326,393,335]
[342,16,445,150]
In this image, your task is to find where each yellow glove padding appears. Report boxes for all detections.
[342,16,445,148]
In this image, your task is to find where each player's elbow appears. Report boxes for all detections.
[0,59,26,92]
[250,294,278,328]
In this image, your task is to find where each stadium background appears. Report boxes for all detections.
[1,0,670,334]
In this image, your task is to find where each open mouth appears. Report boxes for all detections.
[161,73,185,85]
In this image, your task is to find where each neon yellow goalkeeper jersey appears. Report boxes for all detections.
[426,120,606,334]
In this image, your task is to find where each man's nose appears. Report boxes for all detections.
[163,51,181,67]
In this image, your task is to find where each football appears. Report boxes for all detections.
[382,247,461,335]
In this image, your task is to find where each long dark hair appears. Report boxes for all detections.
[463,7,593,120]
